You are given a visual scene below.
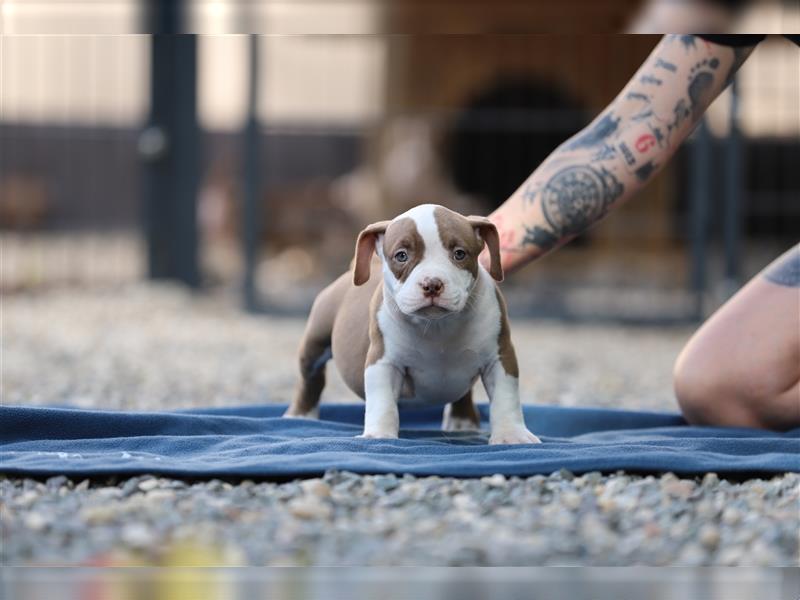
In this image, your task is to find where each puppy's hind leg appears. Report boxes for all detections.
[285,277,346,418]
[285,336,329,419]
[442,390,482,432]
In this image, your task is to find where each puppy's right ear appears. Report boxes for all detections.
[353,220,391,286]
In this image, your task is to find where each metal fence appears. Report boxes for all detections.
[2,32,797,324]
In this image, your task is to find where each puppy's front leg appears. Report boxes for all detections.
[482,361,540,445]
[359,363,403,439]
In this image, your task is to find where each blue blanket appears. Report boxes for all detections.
[1,404,798,479]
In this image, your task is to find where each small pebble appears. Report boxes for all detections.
[562,492,582,510]
[662,479,695,500]
[722,507,743,526]
[300,480,331,498]
[698,525,720,550]
[481,474,507,488]
[287,497,333,520]
[23,512,50,532]
[138,479,160,492]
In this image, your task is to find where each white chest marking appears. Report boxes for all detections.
[376,269,502,406]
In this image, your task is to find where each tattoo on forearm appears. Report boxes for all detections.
[667,58,716,141]
[658,38,754,146]
[517,164,625,252]
[539,165,624,240]
[510,39,756,259]
[522,225,560,252]
[566,113,620,150]
[763,246,800,288]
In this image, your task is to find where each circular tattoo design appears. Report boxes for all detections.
[541,166,616,236]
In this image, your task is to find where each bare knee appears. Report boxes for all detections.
[673,354,718,425]
[673,350,769,429]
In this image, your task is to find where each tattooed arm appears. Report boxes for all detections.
[486,35,756,274]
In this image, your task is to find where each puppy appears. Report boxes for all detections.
[285,204,540,444]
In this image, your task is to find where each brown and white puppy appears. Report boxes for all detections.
[285,204,540,444]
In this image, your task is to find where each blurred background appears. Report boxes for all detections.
[2,4,799,324]
[2,1,800,575]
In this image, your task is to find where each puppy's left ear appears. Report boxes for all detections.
[467,216,503,281]
[353,220,391,286]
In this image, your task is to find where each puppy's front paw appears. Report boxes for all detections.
[357,430,399,440]
[489,426,541,445]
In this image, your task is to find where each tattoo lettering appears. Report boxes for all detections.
[634,133,657,153]
[634,161,657,182]
[566,113,620,150]
[539,165,624,238]
[655,58,677,72]
[619,142,635,166]
[522,225,559,252]
[632,109,654,122]
[626,92,650,103]
[763,245,800,288]
[640,75,663,86]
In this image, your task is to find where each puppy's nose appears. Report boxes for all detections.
[420,277,444,297]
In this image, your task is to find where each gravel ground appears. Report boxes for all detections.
[2,284,798,566]
[3,284,688,411]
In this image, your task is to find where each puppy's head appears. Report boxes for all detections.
[353,204,502,317]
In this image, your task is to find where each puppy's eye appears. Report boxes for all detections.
[453,249,467,261]
[394,250,409,263]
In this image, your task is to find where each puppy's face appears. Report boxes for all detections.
[353,204,503,318]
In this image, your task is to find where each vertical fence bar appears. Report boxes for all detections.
[242,35,262,311]
[141,1,201,288]
[688,119,711,320]
[722,77,742,298]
